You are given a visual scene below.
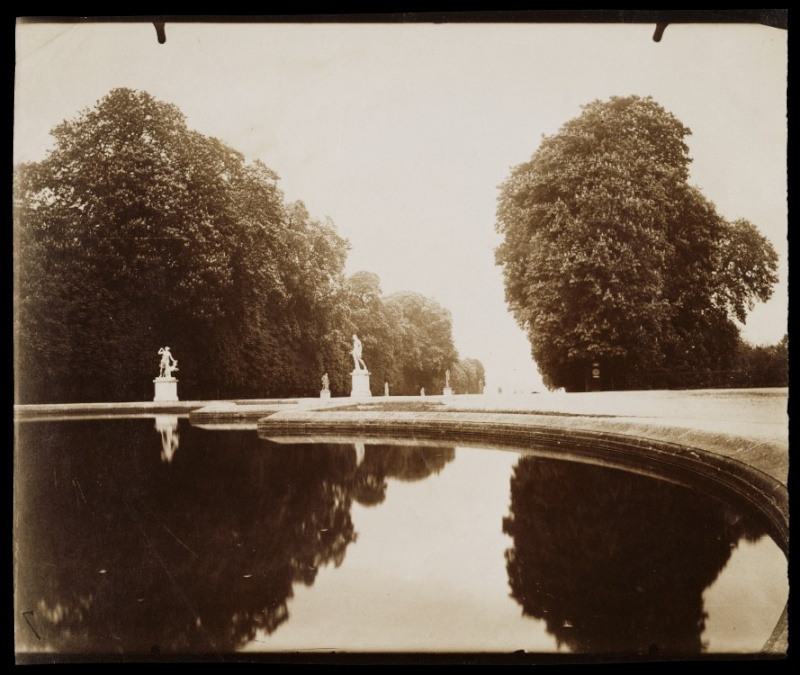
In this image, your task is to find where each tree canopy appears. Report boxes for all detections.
[14,88,481,402]
[384,291,459,395]
[14,88,349,401]
[495,95,779,391]
[317,273,475,397]
[449,357,486,395]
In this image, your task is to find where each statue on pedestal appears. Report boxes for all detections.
[320,372,332,399]
[351,334,368,371]
[349,333,372,397]
[154,346,179,402]
[443,368,453,396]
[158,347,178,378]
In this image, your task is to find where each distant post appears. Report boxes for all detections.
[586,362,602,392]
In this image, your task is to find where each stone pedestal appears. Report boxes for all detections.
[154,377,179,402]
[443,387,453,396]
[320,389,331,399]
[350,370,372,398]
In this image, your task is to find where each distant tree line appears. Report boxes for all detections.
[627,333,788,390]
[335,271,484,396]
[732,334,788,388]
[14,88,483,403]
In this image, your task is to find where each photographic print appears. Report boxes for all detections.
[13,13,788,664]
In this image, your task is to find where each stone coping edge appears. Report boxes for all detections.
[258,411,788,555]
[258,410,790,656]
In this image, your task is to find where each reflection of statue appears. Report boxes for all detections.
[351,334,367,371]
[321,373,330,391]
[158,347,178,378]
[17,432,362,654]
[17,425,465,654]
[354,441,365,466]
[445,370,450,388]
[155,415,180,463]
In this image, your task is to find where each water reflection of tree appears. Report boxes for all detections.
[352,443,455,506]
[15,422,453,656]
[502,456,766,656]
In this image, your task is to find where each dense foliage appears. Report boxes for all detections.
[448,357,486,395]
[14,88,481,403]
[383,291,459,395]
[495,95,779,391]
[732,334,788,388]
[320,273,473,397]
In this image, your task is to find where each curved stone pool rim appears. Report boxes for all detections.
[253,408,789,656]
[255,410,788,554]
[15,395,789,656]
[15,401,788,553]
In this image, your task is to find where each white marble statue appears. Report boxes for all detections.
[321,373,330,391]
[351,334,367,371]
[445,369,451,388]
[158,346,178,378]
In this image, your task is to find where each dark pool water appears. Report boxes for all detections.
[14,417,787,660]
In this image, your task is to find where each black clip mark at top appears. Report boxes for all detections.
[154,21,166,44]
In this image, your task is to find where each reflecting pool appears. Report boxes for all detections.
[14,418,787,660]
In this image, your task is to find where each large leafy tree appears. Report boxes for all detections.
[495,96,779,391]
[14,88,349,402]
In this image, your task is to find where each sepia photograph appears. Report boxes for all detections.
[13,13,788,664]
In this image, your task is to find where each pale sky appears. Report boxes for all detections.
[14,19,788,393]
